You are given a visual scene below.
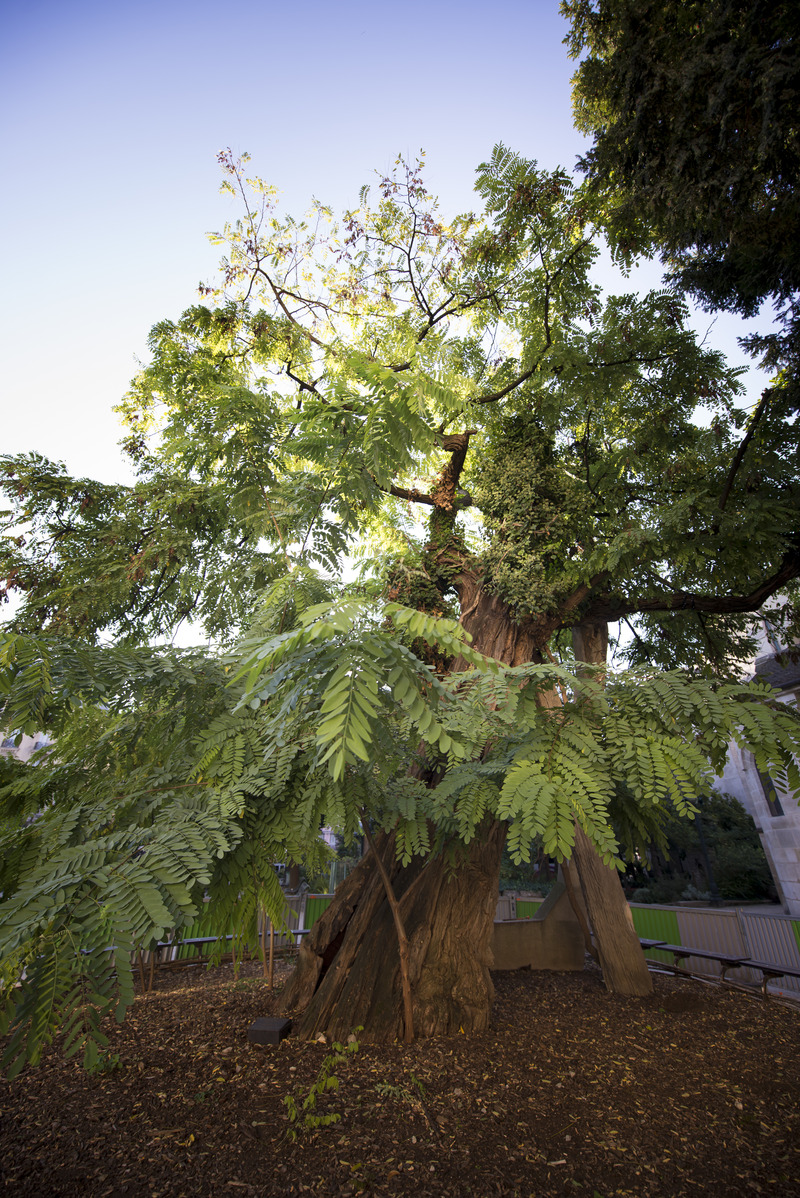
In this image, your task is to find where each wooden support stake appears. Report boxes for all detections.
[360,812,414,1043]
[269,921,275,991]
[259,908,269,979]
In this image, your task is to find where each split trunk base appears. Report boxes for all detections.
[280,824,506,1041]
[280,819,651,1042]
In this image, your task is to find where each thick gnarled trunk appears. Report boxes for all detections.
[281,823,505,1041]
[280,572,528,1042]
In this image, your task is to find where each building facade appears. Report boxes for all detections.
[0,732,50,763]
[716,651,800,915]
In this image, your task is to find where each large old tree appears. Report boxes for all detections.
[1,148,799,1069]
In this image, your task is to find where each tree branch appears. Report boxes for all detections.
[284,363,325,400]
[717,387,772,514]
[472,362,540,405]
[579,549,800,624]
[384,483,437,506]
[431,433,473,510]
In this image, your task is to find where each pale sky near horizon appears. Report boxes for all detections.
[1,0,772,488]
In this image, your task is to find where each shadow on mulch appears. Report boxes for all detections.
[2,958,799,1197]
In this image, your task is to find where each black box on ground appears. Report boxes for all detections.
[247,1017,292,1045]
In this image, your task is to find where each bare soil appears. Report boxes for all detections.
[2,957,799,1197]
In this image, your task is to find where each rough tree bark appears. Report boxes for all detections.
[280,572,537,1042]
[569,620,653,996]
[281,821,506,1041]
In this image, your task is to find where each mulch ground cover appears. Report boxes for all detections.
[1,956,799,1197]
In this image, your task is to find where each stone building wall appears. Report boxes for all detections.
[716,652,800,915]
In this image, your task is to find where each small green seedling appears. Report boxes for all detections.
[283,1029,362,1142]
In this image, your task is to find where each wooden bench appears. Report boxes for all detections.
[640,939,800,998]
[643,942,747,984]
[741,959,800,998]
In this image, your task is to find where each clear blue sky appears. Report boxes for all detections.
[1,0,768,485]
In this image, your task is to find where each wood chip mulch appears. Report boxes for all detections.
[1,957,799,1197]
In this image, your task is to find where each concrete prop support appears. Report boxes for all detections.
[491,880,586,971]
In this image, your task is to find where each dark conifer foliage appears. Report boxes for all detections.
[564,0,800,400]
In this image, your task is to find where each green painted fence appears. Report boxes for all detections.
[630,905,681,967]
[304,893,335,927]
[515,899,545,919]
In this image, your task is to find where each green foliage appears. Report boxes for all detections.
[5,592,795,1076]
[227,600,800,869]
[230,597,499,786]
[564,0,800,399]
[3,590,792,1077]
[5,145,795,662]
[0,454,280,644]
[472,413,592,617]
[0,632,322,1077]
[283,1030,361,1141]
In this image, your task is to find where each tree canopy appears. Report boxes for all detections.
[562,0,800,406]
[4,147,798,657]
[1,146,799,1069]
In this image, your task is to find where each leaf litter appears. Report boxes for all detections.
[1,957,799,1196]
